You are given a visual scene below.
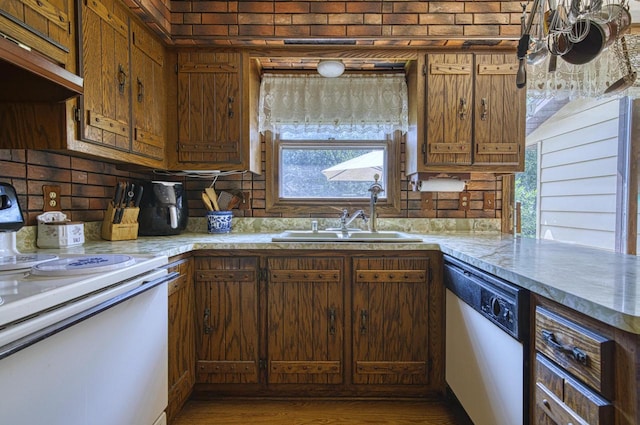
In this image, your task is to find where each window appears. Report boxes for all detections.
[260,73,407,214]
[279,143,387,200]
[266,133,401,214]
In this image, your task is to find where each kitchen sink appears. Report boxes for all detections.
[271,230,423,243]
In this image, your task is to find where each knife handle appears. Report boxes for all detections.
[112,182,123,208]
[133,185,144,207]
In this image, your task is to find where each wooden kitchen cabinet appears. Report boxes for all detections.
[406,52,525,176]
[194,255,260,385]
[130,18,166,161]
[266,256,344,385]
[78,0,130,153]
[0,0,76,70]
[169,49,261,173]
[72,0,166,167]
[352,256,431,386]
[167,256,195,424]
[531,295,640,425]
[190,250,442,398]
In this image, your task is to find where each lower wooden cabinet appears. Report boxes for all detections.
[531,295,640,425]
[535,353,613,425]
[352,256,431,386]
[167,256,195,423]
[194,256,260,384]
[267,256,344,385]
[192,251,443,397]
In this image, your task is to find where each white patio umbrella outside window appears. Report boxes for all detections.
[321,150,384,182]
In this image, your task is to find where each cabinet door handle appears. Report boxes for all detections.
[458,98,468,120]
[360,309,368,334]
[137,78,144,103]
[328,308,336,335]
[541,329,588,365]
[203,307,212,334]
[228,96,234,118]
[480,98,488,121]
[117,64,127,94]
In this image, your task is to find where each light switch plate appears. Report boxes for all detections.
[43,185,61,211]
[239,192,251,210]
[483,192,495,210]
[421,192,434,210]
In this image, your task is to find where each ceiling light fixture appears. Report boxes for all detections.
[317,60,345,78]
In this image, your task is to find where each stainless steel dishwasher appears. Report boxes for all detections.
[443,255,530,425]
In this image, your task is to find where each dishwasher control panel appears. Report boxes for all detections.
[480,288,516,333]
[443,255,529,341]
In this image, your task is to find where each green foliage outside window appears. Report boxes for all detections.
[515,145,538,238]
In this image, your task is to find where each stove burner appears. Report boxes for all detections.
[30,254,136,276]
[0,254,58,271]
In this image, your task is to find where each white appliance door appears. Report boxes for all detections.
[446,289,524,425]
[0,280,168,425]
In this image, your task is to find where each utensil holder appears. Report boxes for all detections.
[207,210,233,233]
[101,203,140,241]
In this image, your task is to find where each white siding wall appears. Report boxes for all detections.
[528,98,620,251]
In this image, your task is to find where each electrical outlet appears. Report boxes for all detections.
[43,185,61,211]
[459,192,470,211]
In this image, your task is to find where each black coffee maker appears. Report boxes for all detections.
[138,181,188,236]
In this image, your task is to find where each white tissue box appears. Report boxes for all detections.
[37,212,85,248]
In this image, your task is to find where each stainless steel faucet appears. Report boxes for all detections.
[339,208,368,234]
[368,174,384,232]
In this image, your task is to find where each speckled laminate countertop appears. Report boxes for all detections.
[20,217,640,334]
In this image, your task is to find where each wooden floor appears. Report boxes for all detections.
[171,399,469,425]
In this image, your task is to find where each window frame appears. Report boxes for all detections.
[265,131,401,215]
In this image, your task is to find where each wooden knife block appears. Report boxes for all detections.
[101,203,140,241]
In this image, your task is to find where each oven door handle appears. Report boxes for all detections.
[0,271,178,360]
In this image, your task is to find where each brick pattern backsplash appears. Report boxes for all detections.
[0,148,501,226]
[0,150,155,226]
[168,0,524,43]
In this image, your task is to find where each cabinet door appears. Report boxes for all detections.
[267,256,344,385]
[0,0,74,68]
[167,257,195,423]
[194,256,260,384]
[130,19,165,162]
[177,50,242,168]
[425,53,473,166]
[352,257,430,385]
[80,0,130,151]
[474,53,524,169]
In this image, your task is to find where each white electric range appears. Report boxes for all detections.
[0,231,171,425]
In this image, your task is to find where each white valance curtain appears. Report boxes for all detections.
[258,74,409,138]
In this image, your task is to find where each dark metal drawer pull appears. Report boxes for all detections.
[542,329,588,365]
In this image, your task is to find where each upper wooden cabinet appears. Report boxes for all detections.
[168,49,261,173]
[71,0,165,167]
[130,19,166,161]
[0,0,75,70]
[406,52,525,175]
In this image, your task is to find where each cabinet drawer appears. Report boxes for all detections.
[536,354,613,425]
[535,306,614,397]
